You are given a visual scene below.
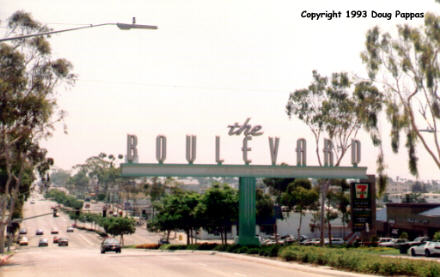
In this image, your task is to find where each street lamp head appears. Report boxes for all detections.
[116,23,158,30]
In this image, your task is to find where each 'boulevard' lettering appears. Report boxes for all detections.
[126,118,361,167]
[126,134,362,167]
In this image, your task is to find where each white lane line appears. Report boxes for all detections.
[77,232,94,246]
[233,273,246,277]
[198,263,208,267]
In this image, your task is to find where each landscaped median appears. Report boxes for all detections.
[131,243,440,277]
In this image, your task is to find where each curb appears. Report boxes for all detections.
[164,250,379,277]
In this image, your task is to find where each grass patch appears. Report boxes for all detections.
[279,245,440,276]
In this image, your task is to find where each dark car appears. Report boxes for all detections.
[101,238,121,254]
[38,238,49,247]
[35,229,44,235]
[158,238,170,245]
[19,228,27,235]
[58,238,69,246]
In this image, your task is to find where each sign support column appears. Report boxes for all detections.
[238,177,259,245]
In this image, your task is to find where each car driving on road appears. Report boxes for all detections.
[35,229,44,235]
[38,238,49,247]
[66,226,74,232]
[101,238,121,254]
[19,236,29,246]
[51,228,59,234]
[58,238,69,246]
[409,241,440,257]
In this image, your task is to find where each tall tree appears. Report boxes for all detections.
[75,153,123,204]
[50,168,71,187]
[360,12,440,177]
[280,179,319,239]
[0,11,75,253]
[197,183,238,245]
[286,71,361,245]
[102,217,136,246]
[262,177,294,203]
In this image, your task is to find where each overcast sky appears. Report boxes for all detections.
[1,0,439,180]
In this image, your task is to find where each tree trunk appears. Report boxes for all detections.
[166,230,171,241]
[320,181,329,247]
[186,230,190,245]
[342,215,346,238]
[121,234,124,246]
[0,223,6,254]
[297,211,303,240]
[224,226,228,245]
[327,220,332,246]
[220,230,224,245]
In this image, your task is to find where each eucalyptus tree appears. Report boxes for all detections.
[75,153,123,203]
[0,11,75,253]
[360,12,440,178]
[286,71,361,245]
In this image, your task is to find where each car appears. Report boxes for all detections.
[38,238,49,247]
[19,236,29,246]
[328,238,345,245]
[19,228,27,235]
[58,238,69,246]
[301,238,321,245]
[66,226,74,232]
[158,238,169,245]
[30,200,35,204]
[35,229,44,235]
[101,238,121,254]
[409,241,440,257]
[280,234,295,243]
[378,238,398,247]
[53,236,60,243]
[51,228,59,234]
[408,236,429,246]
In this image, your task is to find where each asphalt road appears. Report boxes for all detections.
[2,248,357,277]
[17,194,162,248]
[1,194,376,277]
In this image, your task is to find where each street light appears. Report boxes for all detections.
[0,21,157,42]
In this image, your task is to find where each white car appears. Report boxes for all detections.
[409,241,440,257]
[378,238,398,247]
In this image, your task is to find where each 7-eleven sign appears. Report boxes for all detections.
[355,184,368,199]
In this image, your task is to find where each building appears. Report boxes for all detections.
[377,203,440,238]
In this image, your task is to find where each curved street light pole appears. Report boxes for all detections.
[0,22,158,42]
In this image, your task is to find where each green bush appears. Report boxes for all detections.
[155,242,440,276]
[279,245,440,276]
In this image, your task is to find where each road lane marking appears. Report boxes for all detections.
[234,273,246,277]
[77,232,94,246]
[198,263,208,267]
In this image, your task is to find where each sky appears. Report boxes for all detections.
[1,0,439,181]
